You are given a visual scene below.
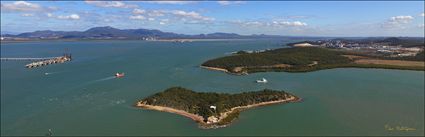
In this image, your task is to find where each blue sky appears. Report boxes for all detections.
[1,1,424,37]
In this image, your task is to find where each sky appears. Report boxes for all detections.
[1,1,424,37]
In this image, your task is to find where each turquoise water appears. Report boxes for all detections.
[1,40,424,136]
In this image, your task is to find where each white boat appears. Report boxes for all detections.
[256,78,268,83]
[115,72,125,78]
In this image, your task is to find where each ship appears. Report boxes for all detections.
[256,78,268,83]
[115,72,125,78]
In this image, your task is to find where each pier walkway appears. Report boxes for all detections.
[0,54,72,68]
[0,57,58,61]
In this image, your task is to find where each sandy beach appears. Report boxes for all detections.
[216,95,300,123]
[136,101,205,123]
[200,66,229,73]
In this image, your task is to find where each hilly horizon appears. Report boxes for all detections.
[1,26,289,40]
[2,26,424,41]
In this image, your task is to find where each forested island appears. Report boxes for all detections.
[201,47,424,74]
[136,87,300,129]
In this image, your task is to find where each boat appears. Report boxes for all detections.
[256,78,268,83]
[115,72,125,78]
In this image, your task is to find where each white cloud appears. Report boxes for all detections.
[129,15,145,20]
[132,9,167,17]
[382,15,414,29]
[159,19,169,25]
[21,13,34,17]
[45,13,80,20]
[147,10,166,17]
[85,1,137,8]
[390,16,414,23]
[1,1,52,12]
[419,24,425,28]
[128,8,214,24]
[172,10,196,16]
[171,10,214,21]
[217,1,245,6]
[244,21,264,26]
[234,20,307,27]
[273,21,308,27]
[143,1,197,5]
[420,13,425,17]
[56,14,80,20]
[133,8,146,14]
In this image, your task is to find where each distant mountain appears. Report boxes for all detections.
[0,31,20,35]
[199,32,241,38]
[17,30,70,38]
[2,26,282,40]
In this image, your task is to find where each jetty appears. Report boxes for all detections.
[25,55,71,68]
[1,54,72,68]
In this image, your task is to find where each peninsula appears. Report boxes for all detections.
[136,87,300,129]
[201,47,424,74]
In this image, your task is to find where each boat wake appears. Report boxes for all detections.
[44,71,63,75]
[83,76,116,85]
[93,76,116,82]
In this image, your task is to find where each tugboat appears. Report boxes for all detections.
[256,78,268,83]
[115,72,125,78]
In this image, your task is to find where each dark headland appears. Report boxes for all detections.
[201,47,424,75]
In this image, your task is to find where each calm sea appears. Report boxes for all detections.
[1,39,423,136]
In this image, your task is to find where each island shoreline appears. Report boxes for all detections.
[200,66,229,73]
[200,65,246,75]
[136,95,301,129]
[200,47,424,75]
[136,102,205,123]
[200,63,424,75]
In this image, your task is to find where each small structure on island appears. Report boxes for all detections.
[210,105,216,111]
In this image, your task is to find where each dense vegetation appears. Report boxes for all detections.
[202,47,352,73]
[379,37,425,47]
[202,47,424,73]
[141,87,295,122]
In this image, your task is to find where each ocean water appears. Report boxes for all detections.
[1,39,423,136]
